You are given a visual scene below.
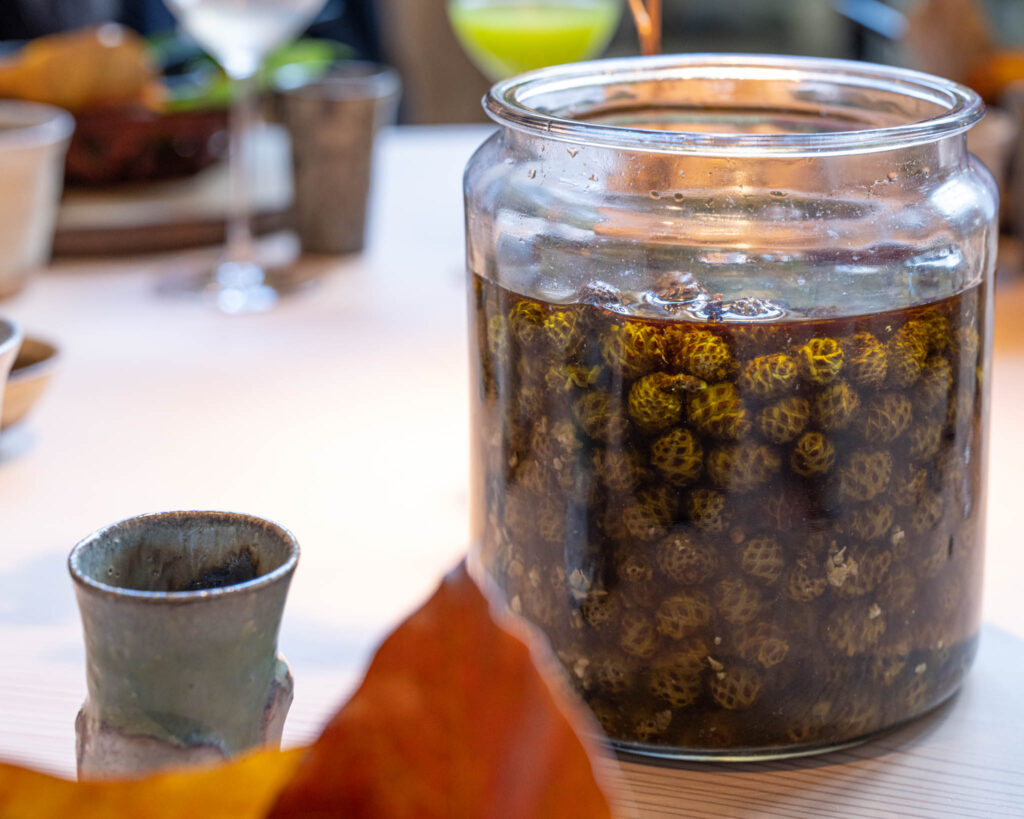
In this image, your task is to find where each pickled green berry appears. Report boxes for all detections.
[656,591,713,639]
[890,463,927,506]
[837,450,892,502]
[826,603,886,656]
[688,382,751,440]
[786,555,826,602]
[650,427,704,486]
[593,448,643,492]
[714,577,764,625]
[790,432,836,477]
[918,308,951,353]
[613,548,658,605]
[631,707,673,742]
[536,498,566,544]
[907,418,943,462]
[675,328,735,381]
[542,307,583,354]
[622,486,676,542]
[857,393,912,443]
[581,589,621,629]
[544,363,601,395]
[600,321,671,379]
[758,396,810,444]
[619,608,659,658]
[887,324,928,387]
[911,490,944,534]
[628,372,706,432]
[834,547,892,598]
[843,332,888,387]
[740,535,785,584]
[881,564,917,611]
[508,299,546,348]
[649,657,704,708]
[574,391,629,442]
[812,379,861,430]
[738,353,798,399]
[707,442,782,493]
[710,664,763,710]
[797,337,844,385]
[845,502,894,541]
[918,355,953,412]
[585,653,635,696]
[656,530,718,585]
[688,488,728,532]
[735,622,790,668]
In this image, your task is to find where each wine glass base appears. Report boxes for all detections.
[156,236,314,313]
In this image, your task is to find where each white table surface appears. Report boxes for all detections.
[1,125,1023,816]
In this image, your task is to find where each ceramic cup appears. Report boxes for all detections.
[277,63,401,254]
[0,318,24,423]
[69,511,299,779]
[0,102,74,299]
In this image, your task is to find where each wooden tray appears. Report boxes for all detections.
[53,124,293,256]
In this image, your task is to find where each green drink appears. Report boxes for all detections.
[449,0,622,80]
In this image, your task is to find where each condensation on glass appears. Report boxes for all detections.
[464,55,996,759]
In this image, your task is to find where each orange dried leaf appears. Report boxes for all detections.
[0,748,303,819]
[267,562,614,819]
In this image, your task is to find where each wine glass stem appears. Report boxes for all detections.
[225,68,260,271]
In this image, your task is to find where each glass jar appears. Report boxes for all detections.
[465,55,995,759]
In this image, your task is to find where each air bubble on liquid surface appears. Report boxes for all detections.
[722,297,787,321]
[698,251,750,266]
[637,271,710,316]
[682,295,787,323]
[578,280,625,310]
[534,279,579,304]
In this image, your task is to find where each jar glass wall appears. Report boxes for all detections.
[464,55,996,759]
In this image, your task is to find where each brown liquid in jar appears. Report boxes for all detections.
[470,272,986,754]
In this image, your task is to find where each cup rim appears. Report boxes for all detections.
[0,100,75,149]
[0,318,23,362]
[278,61,402,100]
[486,53,984,157]
[68,510,300,603]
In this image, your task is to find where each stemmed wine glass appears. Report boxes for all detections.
[163,0,328,313]
[447,0,623,81]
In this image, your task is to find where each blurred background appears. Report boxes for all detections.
[5,0,1024,123]
[3,0,1024,279]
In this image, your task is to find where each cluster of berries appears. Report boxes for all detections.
[471,273,985,752]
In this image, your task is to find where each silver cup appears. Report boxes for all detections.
[278,63,401,255]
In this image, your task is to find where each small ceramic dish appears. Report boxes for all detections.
[2,335,57,430]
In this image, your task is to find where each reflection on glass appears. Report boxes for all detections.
[163,0,327,313]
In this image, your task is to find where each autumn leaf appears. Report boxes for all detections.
[0,561,614,818]
[267,562,614,819]
[0,748,303,819]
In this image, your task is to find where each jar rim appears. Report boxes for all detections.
[485,54,984,157]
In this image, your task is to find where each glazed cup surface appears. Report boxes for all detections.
[70,511,299,776]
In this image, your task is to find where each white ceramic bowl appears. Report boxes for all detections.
[0,318,24,424]
[0,102,74,298]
